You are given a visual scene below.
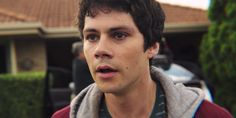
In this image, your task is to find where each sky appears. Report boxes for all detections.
[157,0,210,10]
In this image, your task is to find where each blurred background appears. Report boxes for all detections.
[0,0,235,117]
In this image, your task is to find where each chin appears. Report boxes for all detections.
[98,86,122,94]
[99,87,116,93]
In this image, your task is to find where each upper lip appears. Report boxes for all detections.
[96,65,117,73]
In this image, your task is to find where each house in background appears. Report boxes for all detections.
[0,0,209,74]
[0,0,79,74]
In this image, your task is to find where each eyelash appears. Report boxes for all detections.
[85,34,99,42]
[84,31,129,42]
[112,31,128,40]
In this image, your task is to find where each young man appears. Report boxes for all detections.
[72,42,93,95]
[52,0,233,117]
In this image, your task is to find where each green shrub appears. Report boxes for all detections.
[200,0,236,116]
[0,72,45,118]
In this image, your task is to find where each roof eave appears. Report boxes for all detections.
[164,22,210,33]
[0,22,41,36]
[42,27,80,38]
[0,22,80,38]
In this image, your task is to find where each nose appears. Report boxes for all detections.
[94,37,113,59]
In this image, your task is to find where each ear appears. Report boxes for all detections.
[147,43,159,59]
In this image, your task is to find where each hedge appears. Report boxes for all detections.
[199,0,236,116]
[0,72,45,118]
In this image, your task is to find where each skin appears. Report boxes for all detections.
[78,51,86,61]
[83,10,159,117]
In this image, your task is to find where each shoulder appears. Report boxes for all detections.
[195,100,233,118]
[51,105,70,118]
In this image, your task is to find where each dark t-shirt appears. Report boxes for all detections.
[99,80,167,118]
[72,59,93,94]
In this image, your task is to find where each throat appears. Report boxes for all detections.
[104,80,157,117]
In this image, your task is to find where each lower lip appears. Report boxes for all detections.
[97,72,117,80]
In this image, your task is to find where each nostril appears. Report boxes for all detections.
[94,52,112,59]
[103,53,111,57]
[95,54,99,58]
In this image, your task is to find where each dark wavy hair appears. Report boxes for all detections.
[78,0,165,51]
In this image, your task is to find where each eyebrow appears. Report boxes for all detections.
[83,28,98,33]
[110,26,133,32]
[83,25,134,34]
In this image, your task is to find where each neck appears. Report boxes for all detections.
[104,75,157,118]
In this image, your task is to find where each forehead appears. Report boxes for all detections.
[83,10,138,32]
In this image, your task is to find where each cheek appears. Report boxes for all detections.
[122,47,145,68]
[83,47,95,76]
[83,47,95,72]
[83,50,89,62]
[83,44,93,60]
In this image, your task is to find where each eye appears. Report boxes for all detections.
[85,34,99,42]
[112,31,128,40]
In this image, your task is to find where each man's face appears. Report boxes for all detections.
[83,10,157,94]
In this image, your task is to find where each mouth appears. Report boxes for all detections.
[96,65,117,73]
[96,65,118,79]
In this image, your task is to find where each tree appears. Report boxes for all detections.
[200,0,236,116]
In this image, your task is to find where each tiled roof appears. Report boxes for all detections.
[162,4,209,24]
[0,7,34,22]
[0,0,78,28]
[0,0,208,28]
